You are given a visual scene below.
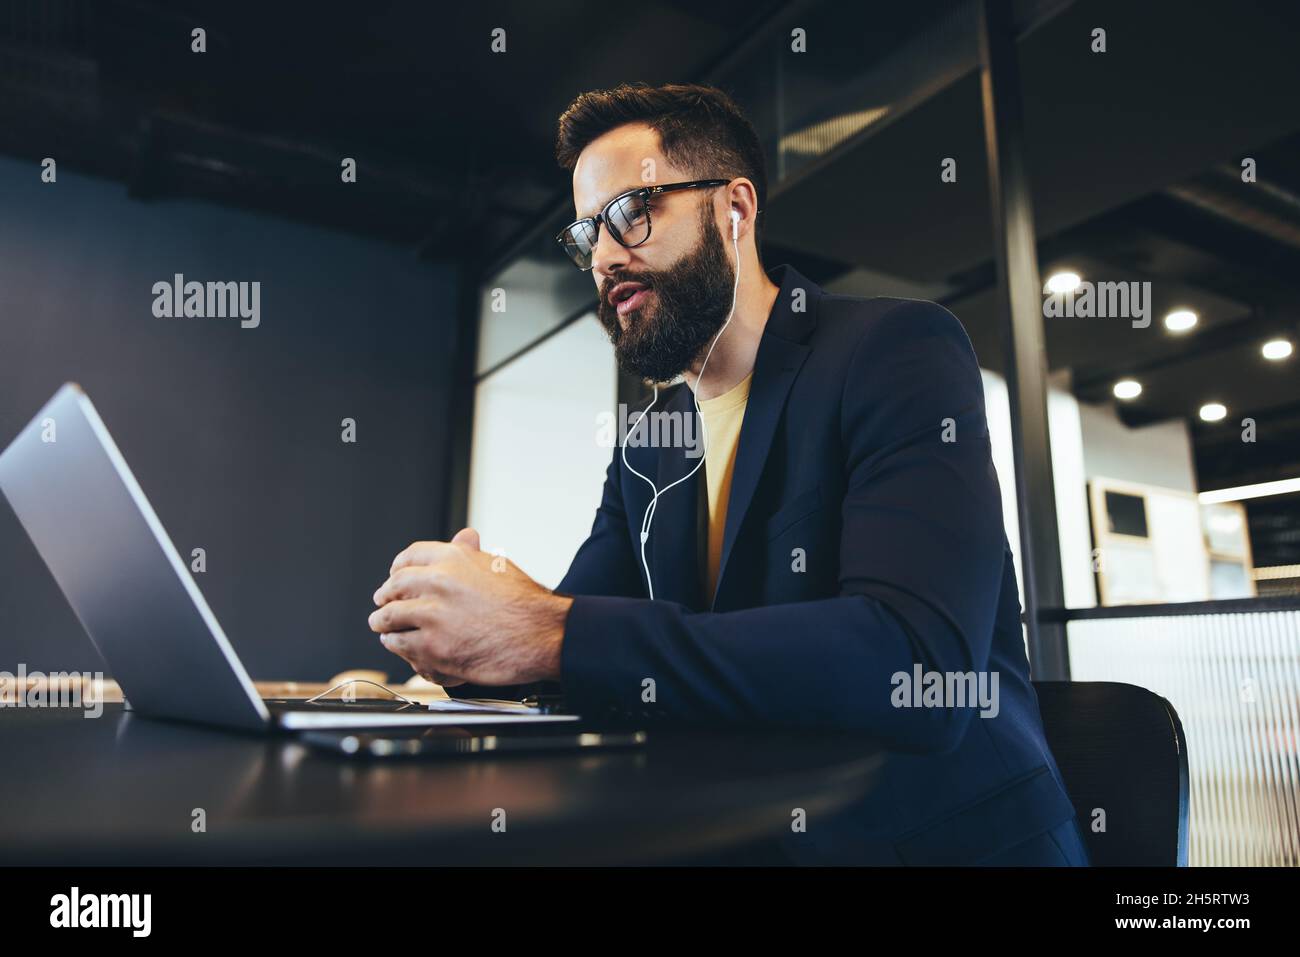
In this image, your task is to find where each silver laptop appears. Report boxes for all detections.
[0,383,579,732]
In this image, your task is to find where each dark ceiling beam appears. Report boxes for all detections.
[143,111,455,201]
[1133,192,1300,304]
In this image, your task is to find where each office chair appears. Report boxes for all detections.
[1034,680,1190,866]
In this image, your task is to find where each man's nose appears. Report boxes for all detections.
[590,224,631,283]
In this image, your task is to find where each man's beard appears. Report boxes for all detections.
[596,205,735,383]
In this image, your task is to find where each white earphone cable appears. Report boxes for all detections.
[621,212,742,600]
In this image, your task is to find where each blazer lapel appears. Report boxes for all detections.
[711,265,818,608]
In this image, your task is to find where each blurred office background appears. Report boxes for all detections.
[1,0,1297,864]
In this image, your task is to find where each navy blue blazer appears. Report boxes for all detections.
[478,264,1085,864]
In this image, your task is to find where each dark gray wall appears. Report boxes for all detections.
[0,156,462,682]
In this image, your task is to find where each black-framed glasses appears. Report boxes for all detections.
[555,179,729,270]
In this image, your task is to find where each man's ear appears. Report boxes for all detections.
[722,179,760,241]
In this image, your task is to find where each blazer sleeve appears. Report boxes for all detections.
[557,300,1008,753]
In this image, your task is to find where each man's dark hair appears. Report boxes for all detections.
[556,82,767,257]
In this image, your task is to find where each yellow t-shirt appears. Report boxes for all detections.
[696,371,752,599]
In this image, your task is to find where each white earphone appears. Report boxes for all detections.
[622,208,743,600]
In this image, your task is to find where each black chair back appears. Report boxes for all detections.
[1034,680,1189,866]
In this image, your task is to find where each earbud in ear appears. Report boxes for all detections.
[730,209,740,239]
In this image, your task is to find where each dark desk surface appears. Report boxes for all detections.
[0,705,882,865]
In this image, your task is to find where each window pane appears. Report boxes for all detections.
[476,246,596,376]
[467,315,615,588]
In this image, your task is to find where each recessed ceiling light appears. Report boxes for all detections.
[1199,402,1227,422]
[1113,379,1142,400]
[1165,309,1198,332]
[1045,271,1081,294]
[1262,339,1293,360]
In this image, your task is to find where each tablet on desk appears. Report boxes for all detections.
[299,726,648,758]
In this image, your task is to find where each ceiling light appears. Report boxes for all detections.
[1045,271,1081,294]
[1199,477,1300,505]
[1164,309,1198,332]
[1113,379,1142,400]
[1262,339,1293,360]
[1199,402,1227,422]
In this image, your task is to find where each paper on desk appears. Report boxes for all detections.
[424,697,545,715]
